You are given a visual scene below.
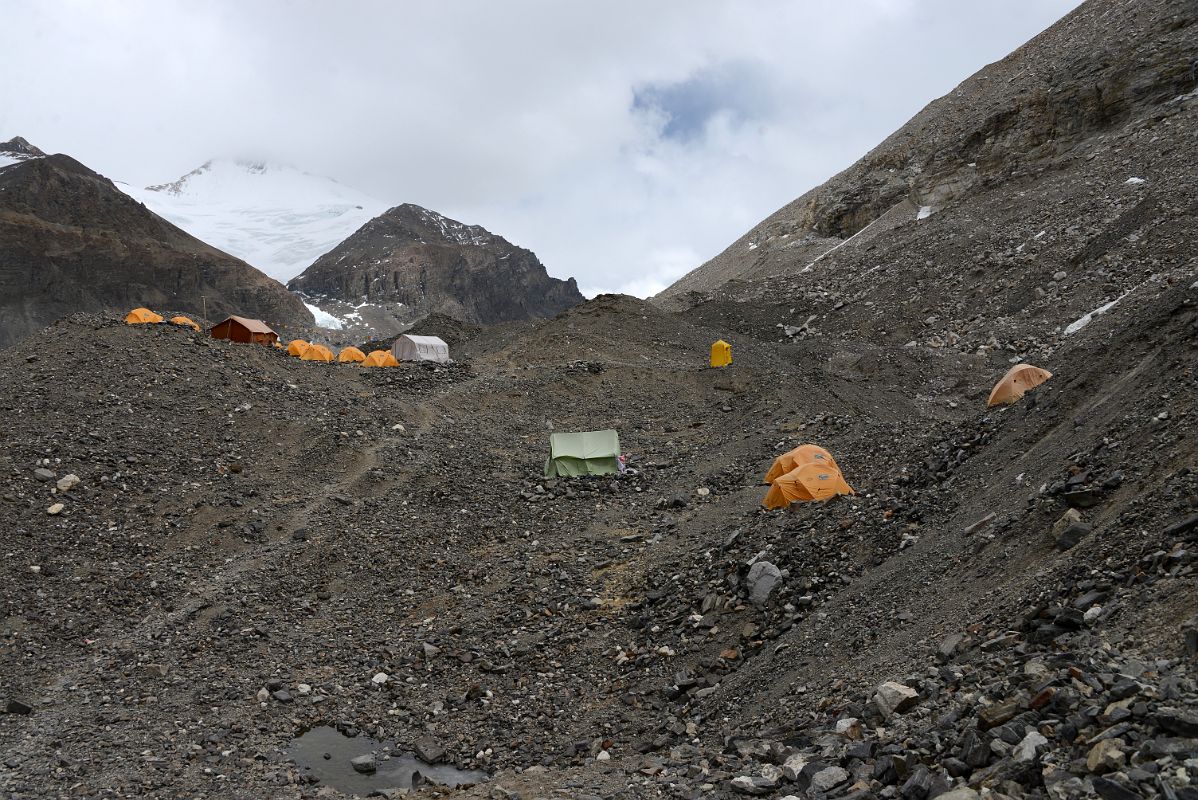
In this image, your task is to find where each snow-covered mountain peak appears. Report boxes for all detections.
[0,136,46,170]
[119,158,388,281]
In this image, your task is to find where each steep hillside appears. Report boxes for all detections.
[0,147,313,348]
[1,2,1196,798]
[118,159,387,283]
[658,0,1197,323]
[0,273,1192,798]
[289,203,584,334]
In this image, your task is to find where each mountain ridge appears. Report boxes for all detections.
[289,202,584,334]
[0,144,313,347]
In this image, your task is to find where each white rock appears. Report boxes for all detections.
[256,688,270,702]
[1084,606,1103,622]
[596,750,610,761]
[1014,730,1048,762]
[46,503,64,515]
[56,473,80,492]
[371,672,389,685]
[782,752,808,781]
[297,683,312,695]
[834,717,862,738]
[874,681,919,718]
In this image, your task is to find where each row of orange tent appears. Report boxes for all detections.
[286,339,399,368]
[125,307,200,331]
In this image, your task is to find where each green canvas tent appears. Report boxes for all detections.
[544,430,621,477]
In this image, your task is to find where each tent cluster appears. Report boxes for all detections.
[285,334,450,368]
[762,444,854,509]
[287,340,400,367]
[125,307,201,331]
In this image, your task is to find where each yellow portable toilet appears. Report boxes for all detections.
[710,340,732,368]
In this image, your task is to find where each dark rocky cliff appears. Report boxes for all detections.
[288,203,583,325]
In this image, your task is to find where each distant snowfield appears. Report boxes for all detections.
[304,302,344,329]
[117,159,388,283]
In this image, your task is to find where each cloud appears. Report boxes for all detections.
[0,0,1083,297]
[632,60,781,143]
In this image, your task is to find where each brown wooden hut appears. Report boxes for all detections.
[210,315,278,346]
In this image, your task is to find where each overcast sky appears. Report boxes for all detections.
[1,0,1081,297]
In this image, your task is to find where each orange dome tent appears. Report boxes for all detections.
[987,363,1052,407]
[287,339,311,357]
[301,344,334,362]
[361,350,399,368]
[763,444,840,484]
[338,346,366,364]
[763,461,855,510]
[169,315,200,331]
[125,307,163,325]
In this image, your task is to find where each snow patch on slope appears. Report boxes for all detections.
[119,159,387,282]
[304,302,344,330]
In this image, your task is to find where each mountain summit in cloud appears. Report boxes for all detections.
[119,158,387,282]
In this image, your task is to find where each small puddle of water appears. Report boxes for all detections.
[288,726,487,795]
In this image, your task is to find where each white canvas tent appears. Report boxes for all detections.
[392,334,450,363]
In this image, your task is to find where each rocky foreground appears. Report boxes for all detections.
[2,1,1197,797]
[0,280,1193,799]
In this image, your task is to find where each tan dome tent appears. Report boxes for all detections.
[169,315,201,331]
[362,350,399,368]
[764,444,840,484]
[301,344,334,362]
[393,334,450,363]
[125,307,163,325]
[763,462,855,510]
[338,346,366,363]
[987,363,1053,407]
[710,340,732,368]
[545,430,621,477]
[287,340,311,357]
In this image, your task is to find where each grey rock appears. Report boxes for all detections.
[350,754,377,774]
[1056,522,1092,551]
[746,561,782,606]
[5,698,33,714]
[1092,776,1141,800]
[415,736,445,764]
[1153,708,1198,737]
[809,766,849,793]
[32,468,55,482]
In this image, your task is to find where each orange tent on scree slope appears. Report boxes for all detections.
[987,363,1052,407]
[763,444,840,485]
[125,308,163,324]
